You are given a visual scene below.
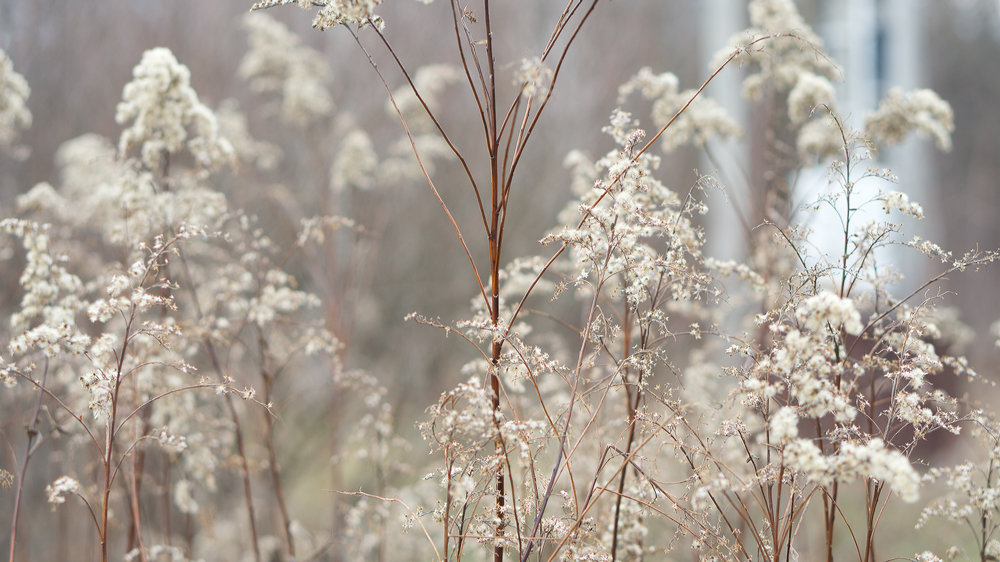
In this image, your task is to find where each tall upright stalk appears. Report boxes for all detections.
[7,360,47,562]
[345,3,603,558]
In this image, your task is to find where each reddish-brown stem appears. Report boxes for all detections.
[497,0,600,252]
[226,396,263,562]
[447,0,489,143]
[520,265,610,562]
[479,2,509,559]
[173,245,263,562]
[442,456,455,559]
[369,21,490,236]
[610,304,634,562]
[125,369,151,560]
[7,360,48,562]
[348,25,491,314]
[126,463,148,562]
[125,425,149,560]
[257,328,297,559]
[499,1,600,205]
[100,304,139,562]
[862,481,883,562]
[163,462,173,547]
[825,480,839,562]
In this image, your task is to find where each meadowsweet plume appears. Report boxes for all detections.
[45,476,82,505]
[0,48,31,147]
[331,128,378,192]
[240,13,334,126]
[865,87,955,151]
[515,56,553,99]
[117,47,234,169]
[619,67,741,151]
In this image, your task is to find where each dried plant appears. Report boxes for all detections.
[2,1,1000,562]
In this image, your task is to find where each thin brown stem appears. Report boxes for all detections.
[173,244,263,562]
[610,304,634,562]
[7,359,49,562]
[257,328,297,559]
[348,24,492,315]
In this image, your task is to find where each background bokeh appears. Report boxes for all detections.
[4,0,999,399]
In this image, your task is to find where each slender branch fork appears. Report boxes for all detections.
[349,2,601,559]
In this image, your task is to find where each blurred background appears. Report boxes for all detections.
[3,0,999,407]
[1,0,1000,558]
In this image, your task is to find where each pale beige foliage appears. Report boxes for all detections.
[0,48,31,147]
[865,87,955,151]
[619,67,741,151]
[116,47,234,169]
[240,13,334,126]
[711,0,839,99]
[331,128,378,192]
